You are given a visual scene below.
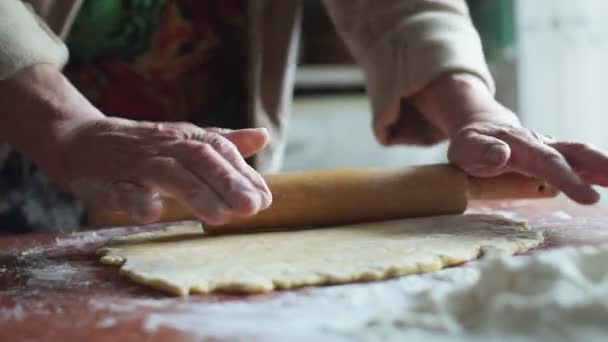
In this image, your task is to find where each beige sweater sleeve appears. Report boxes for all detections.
[323,0,495,146]
[0,0,68,80]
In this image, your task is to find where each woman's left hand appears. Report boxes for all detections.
[413,73,608,204]
[447,111,608,204]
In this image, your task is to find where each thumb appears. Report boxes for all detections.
[448,130,511,177]
[224,128,270,158]
[207,128,269,158]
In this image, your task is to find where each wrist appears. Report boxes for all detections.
[413,73,520,137]
[0,64,104,175]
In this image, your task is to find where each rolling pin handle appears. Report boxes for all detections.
[467,173,560,200]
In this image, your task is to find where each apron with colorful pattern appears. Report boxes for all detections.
[0,0,247,233]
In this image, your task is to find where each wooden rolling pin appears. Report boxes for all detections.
[87,164,559,232]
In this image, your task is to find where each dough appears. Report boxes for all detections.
[97,214,543,296]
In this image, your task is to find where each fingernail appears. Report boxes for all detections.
[259,190,272,209]
[191,190,230,215]
[202,203,231,226]
[484,144,507,165]
[130,197,163,223]
[246,189,263,212]
[251,127,268,134]
[584,188,601,205]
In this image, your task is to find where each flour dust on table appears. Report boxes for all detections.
[342,245,608,342]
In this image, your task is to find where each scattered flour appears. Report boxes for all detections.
[136,246,608,341]
[0,304,26,321]
[350,245,608,341]
[56,231,104,248]
[88,298,174,313]
[24,262,92,289]
[467,208,524,221]
[17,246,51,258]
[138,269,480,341]
[551,211,573,220]
[95,317,119,329]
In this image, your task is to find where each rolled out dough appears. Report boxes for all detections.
[97,214,543,296]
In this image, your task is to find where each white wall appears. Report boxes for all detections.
[516,0,608,146]
[283,95,447,172]
[516,0,608,202]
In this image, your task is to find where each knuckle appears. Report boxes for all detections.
[88,119,114,133]
[202,132,223,145]
[530,130,545,142]
[493,126,519,140]
[457,129,477,142]
[538,151,564,165]
[151,124,187,140]
[202,132,236,154]
[181,188,210,203]
[191,143,216,159]
[568,142,591,151]
[218,171,246,191]
[149,157,180,173]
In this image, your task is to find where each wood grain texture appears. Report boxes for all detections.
[87,164,558,231]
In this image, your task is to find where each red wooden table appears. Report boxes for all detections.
[1,198,607,341]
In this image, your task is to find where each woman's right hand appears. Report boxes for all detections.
[0,64,271,225]
[60,119,273,225]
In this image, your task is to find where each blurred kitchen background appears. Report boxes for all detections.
[284,0,607,178]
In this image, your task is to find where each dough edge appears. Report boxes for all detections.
[97,217,543,297]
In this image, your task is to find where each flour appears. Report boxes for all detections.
[88,298,177,331]
[467,207,524,221]
[0,304,26,321]
[24,262,94,289]
[139,269,480,340]
[95,317,119,329]
[551,211,573,220]
[350,245,608,341]
[56,231,105,248]
[88,297,175,313]
[17,245,51,258]
[135,246,608,341]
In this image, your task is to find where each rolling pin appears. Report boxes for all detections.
[87,164,559,232]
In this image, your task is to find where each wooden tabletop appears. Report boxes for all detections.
[1,198,608,341]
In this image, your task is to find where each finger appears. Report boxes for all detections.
[207,128,269,158]
[448,130,511,177]
[510,140,599,204]
[197,132,271,208]
[144,157,233,225]
[176,143,265,217]
[168,124,269,158]
[550,142,608,187]
[164,125,271,205]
